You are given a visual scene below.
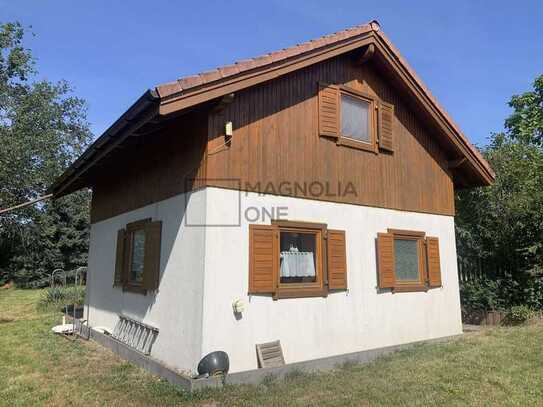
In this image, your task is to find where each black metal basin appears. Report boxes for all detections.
[197,351,229,376]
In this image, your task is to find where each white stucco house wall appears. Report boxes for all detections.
[87,187,462,373]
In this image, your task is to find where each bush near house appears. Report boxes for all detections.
[37,285,85,312]
[460,277,543,311]
[460,277,543,325]
[504,305,539,326]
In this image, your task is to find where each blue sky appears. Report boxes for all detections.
[3,0,542,147]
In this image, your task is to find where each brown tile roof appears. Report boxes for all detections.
[155,21,378,99]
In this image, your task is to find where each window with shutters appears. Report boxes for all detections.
[376,229,442,292]
[318,83,394,153]
[338,89,376,152]
[114,218,162,295]
[248,220,347,299]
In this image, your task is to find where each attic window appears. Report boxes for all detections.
[341,93,371,143]
[318,83,380,153]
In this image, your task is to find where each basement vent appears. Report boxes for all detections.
[112,314,158,355]
[256,340,286,368]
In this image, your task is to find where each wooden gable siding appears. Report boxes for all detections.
[90,110,207,223]
[206,54,455,216]
[90,53,455,223]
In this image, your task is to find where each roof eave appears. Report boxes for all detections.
[49,89,160,197]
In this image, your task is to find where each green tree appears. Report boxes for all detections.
[505,75,543,147]
[456,74,543,308]
[0,22,93,286]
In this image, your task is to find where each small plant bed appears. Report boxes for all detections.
[37,285,85,313]
[2,288,543,406]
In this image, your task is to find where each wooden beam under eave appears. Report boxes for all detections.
[132,124,165,137]
[211,93,235,113]
[355,44,375,65]
[447,157,467,169]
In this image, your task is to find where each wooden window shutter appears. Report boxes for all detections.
[378,101,394,152]
[114,229,126,287]
[318,83,340,138]
[249,224,278,294]
[426,237,442,287]
[143,220,162,291]
[327,229,347,290]
[377,232,396,288]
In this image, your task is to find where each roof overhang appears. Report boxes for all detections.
[50,21,494,197]
[49,90,160,196]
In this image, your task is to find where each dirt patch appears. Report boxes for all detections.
[1,281,14,289]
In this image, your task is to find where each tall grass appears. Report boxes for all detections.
[37,286,85,312]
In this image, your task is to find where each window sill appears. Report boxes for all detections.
[273,288,328,300]
[392,285,428,293]
[122,285,147,295]
[336,137,377,153]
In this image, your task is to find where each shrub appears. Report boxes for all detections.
[460,275,543,312]
[460,278,504,311]
[37,286,85,311]
[523,277,543,310]
[503,305,538,326]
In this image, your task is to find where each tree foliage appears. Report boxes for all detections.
[505,75,543,147]
[0,22,93,286]
[457,74,543,309]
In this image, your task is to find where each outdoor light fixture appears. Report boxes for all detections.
[225,121,233,145]
[232,298,244,314]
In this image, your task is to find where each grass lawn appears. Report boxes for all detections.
[1,289,543,406]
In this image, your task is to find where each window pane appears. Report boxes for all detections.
[279,231,317,284]
[341,94,370,143]
[394,239,419,281]
[130,230,146,283]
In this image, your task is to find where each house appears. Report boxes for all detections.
[50,20,494,375]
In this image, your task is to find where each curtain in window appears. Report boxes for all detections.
[341,94,370,142]
[280,251,316,277]
[394,239,419,281]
